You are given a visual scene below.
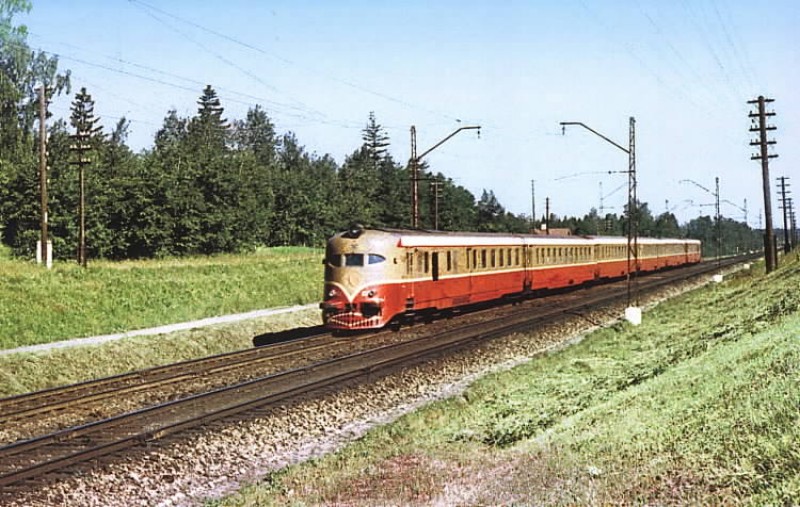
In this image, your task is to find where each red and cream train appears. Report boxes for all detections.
[319,225,701,330]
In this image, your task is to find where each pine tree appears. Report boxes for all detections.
[361,111,389,164]
[189,84,227,153]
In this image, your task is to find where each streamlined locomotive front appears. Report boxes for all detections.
[319,226,403,330]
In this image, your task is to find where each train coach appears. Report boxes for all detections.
[319,225,701,330]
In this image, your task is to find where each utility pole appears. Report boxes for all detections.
[680,177,722,265]
[530,179,536,232]
[545,197,550,234]
[561,117,638,310]
[37,86,50,269]
[629,117,638,296]
[715,177,721,267]
[786,197,797,250]
[72,131,91,267]
[430,180,443,230]
[744,198,748,227]
[70,87,101,268]
[748,96,778,272]
[409,125,480,228]
[777,176,791,253]
[410,126,419,228]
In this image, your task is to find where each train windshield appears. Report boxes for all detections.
[327,253,386,267]
[344,254,364,266]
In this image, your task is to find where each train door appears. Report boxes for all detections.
[523,244,532,292]
[432,252,440,281]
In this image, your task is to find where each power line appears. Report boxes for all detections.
[9,37,363,130]
[127,0,464,124]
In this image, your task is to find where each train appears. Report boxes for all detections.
[319,224,701,330]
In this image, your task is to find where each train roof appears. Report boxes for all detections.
[332,227,699,248]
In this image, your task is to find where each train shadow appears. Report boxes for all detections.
[252,325,328,347]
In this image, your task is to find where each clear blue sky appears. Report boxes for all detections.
[20,0,799,227]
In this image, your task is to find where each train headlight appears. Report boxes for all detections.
[327,288,339,299]
[368,290,376,297]
[361,289,376,298]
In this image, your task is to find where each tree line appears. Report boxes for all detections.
[0,1,761,261]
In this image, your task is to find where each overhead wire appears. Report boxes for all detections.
[677,0,746,105]
[127,4,336,124]
[632,0,731,113]
[709,0,759,93]
[13,35,364,131]
[126,0,466,125]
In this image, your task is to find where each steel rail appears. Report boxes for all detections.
[0,325,329,423]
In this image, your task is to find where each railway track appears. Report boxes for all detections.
[0,256,750,493]
[0,326,329,427]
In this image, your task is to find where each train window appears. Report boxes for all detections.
[473,249,478,270]
[507,248,512,266]
[424,252,430,273]
[499,249,504,267]
[344,254,364,266]
[515,248,520,266]
[481,249,487,268]
[368,254,386,265]
[327,254,343,267]
[491,249,496,267]
[406,253,413,275]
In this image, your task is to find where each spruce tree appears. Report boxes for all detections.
[361,111,389,164]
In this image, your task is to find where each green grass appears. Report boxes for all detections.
[0,307,321,397]
[0,247,323,349]
[212,257,800,506]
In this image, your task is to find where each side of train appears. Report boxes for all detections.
[319,226,702,330]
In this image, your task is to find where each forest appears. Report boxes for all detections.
[0,1,762,262]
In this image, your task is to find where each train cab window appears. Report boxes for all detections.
[368,254,386,265]
[344,253,364,266]
[327,254,343,267]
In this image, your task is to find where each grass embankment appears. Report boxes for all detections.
[0,307,322,397]
[0,247,322,350]
[215,258,800,506]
